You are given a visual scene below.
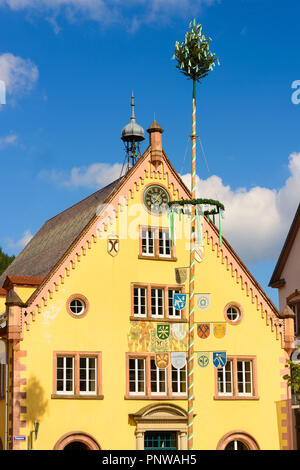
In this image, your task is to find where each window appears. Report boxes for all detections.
[224,440,249,450]
[66,294,89,319]
[151,288,164,317]
[133,287,147,317]
[126,354,187,399]
[150,359,167,395]
[159,231,171,258]
[168,289,181,318]
[141,229,155,256]
[215,356,258,400]
[224,302,244,325]
[289,302,300,335]
[129,358,145,395]
[53,352,102,398]
[144,431,177,450]
[171,363,187,395]
[131,284,185,321]
[139,226,176,260]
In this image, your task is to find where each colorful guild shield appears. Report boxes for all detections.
[197,323,210,339]
[155,353,169,369]
[173,293,187,311]
[107,235,119,257]
[213,351,227,368]
[213,323,226,339]
[171,352,186,370]
[175,268,187,284]
[197,352,211,368]
[196,294,210,310]
[157,324,170,340]
[171,323,186,341]
[195,246,205,263]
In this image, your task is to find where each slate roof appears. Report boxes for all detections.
[0,177,123,287]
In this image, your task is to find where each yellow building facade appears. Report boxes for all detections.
[0,121,295,450]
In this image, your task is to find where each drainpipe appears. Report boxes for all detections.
[0,337,9,450]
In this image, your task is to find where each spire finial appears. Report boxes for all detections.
[131,91,135,121]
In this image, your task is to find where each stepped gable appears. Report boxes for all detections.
[0,177,123,287]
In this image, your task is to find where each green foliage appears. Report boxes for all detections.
[283,347,300,393]
[173,18,219,83]
[0,247,15,276]
[168,198,225,215]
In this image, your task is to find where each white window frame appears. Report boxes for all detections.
[159,230,171,258]
[79,357,97,395]
[56,356,74,395]
[133,287,147,317]
[171,363,187,396]
[151,288,164,318]
[129,358,146,396]
[217,361,233,396]
[150,359,167,396]
[141,229,155,256]
[237,360,253,396]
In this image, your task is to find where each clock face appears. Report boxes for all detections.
[143,185,170,213]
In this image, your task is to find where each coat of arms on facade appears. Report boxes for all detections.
[175,267,187,284]
[197,352,210,368]
[107,234,119,257]
[171,352,186,370]
[196,294,210,310]
[197,323,210,339]
[155,353,169,369]
[213,323,226,339]
[213,351,227,368]
[156,324,170,340]
[173,293,186,310]
[171,323,186,341]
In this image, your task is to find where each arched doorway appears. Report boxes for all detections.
[217,431,260,450]
[54,431,101,450]
[129,403,188,450]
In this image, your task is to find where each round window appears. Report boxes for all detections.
[66,294,89,319]
[224,302,244,325]
[69,299,85,315]
[226,306,240,322]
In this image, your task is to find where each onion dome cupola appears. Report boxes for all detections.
[121,93,145,172]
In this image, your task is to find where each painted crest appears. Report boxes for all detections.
[197,352,210,368]
[197,323,210,339]
[196,294,210,310]
[107,234,119,257]
[213,351,227,368]
[157,324,170,340]
[171,352,186,370]
[155,353,169,369]
[213,323,226,339]
[171,323,187,341]
[175,268,187,284]
[173,293,187,311]
[195,246,205,263]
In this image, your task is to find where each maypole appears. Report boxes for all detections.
[173,19,219,450]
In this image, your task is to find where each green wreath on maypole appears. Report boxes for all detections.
[172,18,222,450]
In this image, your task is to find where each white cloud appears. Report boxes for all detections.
[41,162,123,188]
[0,0,218,31]
[0,134,18,148]
[0,53,38,101]
[6,229,33,251]
[181,152,300,264]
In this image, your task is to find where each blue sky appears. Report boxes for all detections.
[0,0,300,307]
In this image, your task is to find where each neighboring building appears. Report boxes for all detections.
[269,203,300,448]
[0,108,295,450]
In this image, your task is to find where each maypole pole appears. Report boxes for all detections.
[173,18,219,450]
